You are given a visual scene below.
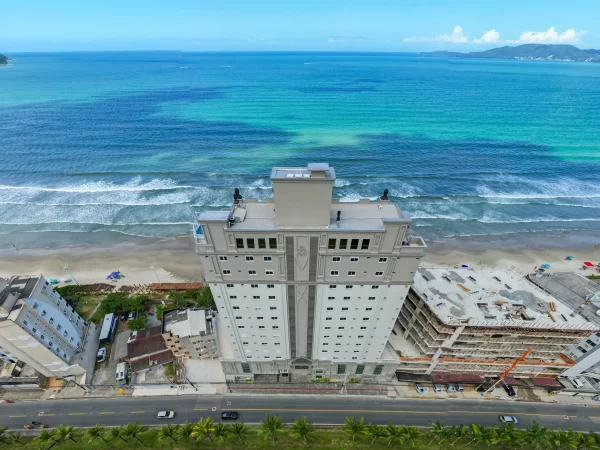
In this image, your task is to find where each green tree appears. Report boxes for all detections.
[451,424,469,446]
[100,293,130,314]
[365,423,387,445]
[130,295,149,310]
[549,429,579,450]
[344,416,366,442]
[196,287,216,309]
[428,420,444,445]
[158,424,179,443]
[54,425,77,443]
[127,315,148,331]
[109,426,127,443]
[385,422,403,446]
[86,424,107,444]
[177,422,195,441]
[577,431,599,450]
[0,427,7,445]
[400,426,421,448]
[259,414,285,443]
[123,422,147,444]
[156,305,165,319]
[468,424,487,447]
[290,416,316,445]
[495,423,518,448]
[526,421,550,450]
[439,425,456,445]
[192,417,217,442]
[6,431,24,446]
[228,422,249,444]
[35,430,58,450]
[212,423,229,444]
[173,296,191,309]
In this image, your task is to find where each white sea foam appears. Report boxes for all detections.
[476,177,600,200]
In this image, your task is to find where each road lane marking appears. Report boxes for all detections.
[43,414,55,417]
[131,411,145,414]
[68,413,86,416]
[233,408,446,414]
[99,412,115,415]
[9,415,25,418]
[193,408,208,411]
[448,410,577,418]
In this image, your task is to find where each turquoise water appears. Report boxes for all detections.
[1,52,599,243]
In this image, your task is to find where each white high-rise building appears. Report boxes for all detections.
[194,163,426,382]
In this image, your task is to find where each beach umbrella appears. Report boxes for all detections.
[49,278,58,284]
[461,264,469,268]
[584,261,594,267]
[565,256,574,260]
[541,263,551,269]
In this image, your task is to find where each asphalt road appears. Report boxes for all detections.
[1,395,599,431]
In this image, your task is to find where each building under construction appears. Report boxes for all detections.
[391,268,598,377]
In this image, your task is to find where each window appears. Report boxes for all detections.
[269,237,277,249]
[587,339,597,347]
[379,257,388,263]
[223,270,231,275]
[337,364,346,375]
[350,257,359,263]
[272,325,279,329]
[340,317,347,321]
[247,239,255,249]
[323,343,329,346]
[40,335,45,340]
[264,256,272,262]
[328,297,335,300]
[248,270,256,275]
[271,317,277,320]
[326,317,332,321]
[265,270,274,275]
[346,285,353,289]
[230,295,238,299]
[32,328,37,333]
[331,270,339,276]
[219,255,228,261]
[348,271,356,276]
[355,365,365,375]
[344,297,350,300]
[227,284,234,288]
[373,365,384,375]
[338,326,345,329]
[235,316,243,319]
[577,346,587,353]
[342,307,348,311]
[336,335,343,338]
[270,307,277,310]
[251,284,258,288]
[274,342,281,346]
[258,326,265,329]
[23,320,28,326]
[366,308,372,311]
[362,317,369,321]
[372,286,379,289]
[350,239,359,250]
[242,363,251,373]
[329,285,337,289]
[253,296,260,300]
[269,296,275,299]
[327,307,334,311]
[325,326,331,329]
[242,341,249,345]
[332,256,341,262]
[361,239,370,250]
[238,326,245,329]
[360,326,367,330]
[267,284,274,288]
[358,335,364,338]
[233,306,240,310]
[375,271,383,276]
[257,316,264,320]
[328,238,336,249]
[236,238,244,249]
[368,297,376,301]
[335,343,341,346]
[258,238,266,249]
[246,256,254,261]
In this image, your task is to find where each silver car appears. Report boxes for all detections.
[446,384,456,393]
[499,415,518,424]
[434,384,443,392]
[157,410,175,419]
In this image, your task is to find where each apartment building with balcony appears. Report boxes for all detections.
[194,163,426,382]
[0,276,98,380]
[392,268,597,377]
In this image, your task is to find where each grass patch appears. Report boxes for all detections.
[586,274,600,279]
[72,294,104,321]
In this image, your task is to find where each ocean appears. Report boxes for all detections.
[1,52,599,247]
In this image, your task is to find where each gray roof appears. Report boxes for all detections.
[0,276,40,311]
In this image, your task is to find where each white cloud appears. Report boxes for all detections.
[327,37,370,44]
[506,27,586,44]
[472,29,500,44]
[404,25,468,44]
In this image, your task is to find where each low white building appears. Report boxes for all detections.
[0,276,98,379]
[161,308,218,360]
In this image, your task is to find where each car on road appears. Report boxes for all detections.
[434,384,443,393]
[415,383,425,393]
[446,384,456,393]
[457,383,464,392]
[221,411,239,420]
[499,415,518,424]
[128,311,136,321]
[503,384,516,397]
[97,347,106,363]
[157,410,175,419]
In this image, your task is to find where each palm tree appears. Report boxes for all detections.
[109,426,127,443]
[177,422,195,441]
[259,414,285,443]
[549,429,579,450]
[439,426,456,445]
[344,416,366,442]
[496,423,518,448]
[484,427,498,447]
[191,417,217,442]
[577,431,599,450]
[428,420,444,445]
[468,424,487,447]
[451,424,469,446]
[6,432,24,446]
[35,430,58,450]
[400,426,421,448]
[212,423,229,444]
[123,422,147,444]
[86,424,108,444]
[228,422,249,444]
[526,421,550,450]
[158,424,179,443]
[54,425,77,443]
[365,423,387,445]
[290,417,316,445]
[385,422,403,446]
[0,427,7,445]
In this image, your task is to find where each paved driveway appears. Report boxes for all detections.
[111,330,131,364]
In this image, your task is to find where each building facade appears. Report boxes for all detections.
[392,268,597,377]
[162,308,218,360]
[0,276,97,379]
[194,163,426,382]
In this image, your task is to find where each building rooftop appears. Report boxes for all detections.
[0,276,40,315]
[270,163,335,180]
[163,308,209,337]
[127,326,167,359]
[413,268,597,331]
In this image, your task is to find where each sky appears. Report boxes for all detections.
[1,0,598,52]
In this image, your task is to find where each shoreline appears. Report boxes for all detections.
[0,231,599,286]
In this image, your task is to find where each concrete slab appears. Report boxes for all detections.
[184,359,225,384]
[111,330,130,364]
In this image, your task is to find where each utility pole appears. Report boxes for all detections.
[482,347,533,396]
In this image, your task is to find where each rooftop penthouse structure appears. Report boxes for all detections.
[392,268,597,377]
[194,163,426,382]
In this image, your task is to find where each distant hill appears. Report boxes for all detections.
[0,54,7,65]
[422,44,600,63]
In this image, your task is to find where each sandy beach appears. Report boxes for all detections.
[0,231,599,286]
